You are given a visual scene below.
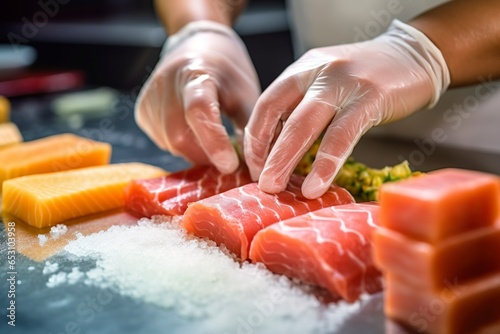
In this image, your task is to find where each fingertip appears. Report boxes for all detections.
[211,150,240,175]
[243,131,264,181]
[249,168,260,182]
[301,173,332,199]
[258,170,287,194]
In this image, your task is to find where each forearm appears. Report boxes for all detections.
[154,0,247,34]
[409,0,500,87]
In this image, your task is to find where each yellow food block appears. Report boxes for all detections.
[0,133,111,186]
[0,96,10,123]
[0,122,23,148]
[2,163,167,228]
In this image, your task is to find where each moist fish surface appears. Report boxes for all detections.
[249,202,382,302]
[124,165,253,217]
[182,174,355,261]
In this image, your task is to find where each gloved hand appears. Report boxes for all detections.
[244,19,450,199]
[136,20,260,174]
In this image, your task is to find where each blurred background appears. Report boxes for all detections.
[0,0,293,91]
[1,0,500,174]
[0,0,298,172]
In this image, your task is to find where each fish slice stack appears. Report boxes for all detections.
[374,168,500,334]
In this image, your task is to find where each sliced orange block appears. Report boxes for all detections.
[385,273,500,334]
[373,225,500,291]
[379,168,500,243]
[2,162,167,228]
[0,133,111,186]
[0,96,10,123]
[0,122,23,148]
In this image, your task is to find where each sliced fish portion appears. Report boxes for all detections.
[249,203,382,302]
[182,174,355,261]
[124,165,253,217]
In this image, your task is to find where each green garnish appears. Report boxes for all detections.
[294,137,421,202]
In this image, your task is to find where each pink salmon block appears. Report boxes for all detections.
[379,168,500,243]
[373,224,500,291]
[385,273,500,334]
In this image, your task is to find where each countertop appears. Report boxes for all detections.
[1,92,499,334]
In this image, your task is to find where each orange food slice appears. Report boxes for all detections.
[0,133,111,186]
[0,122,23,148]
[2,162,167,228]
[0,96,10,123]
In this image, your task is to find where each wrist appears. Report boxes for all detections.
[385,19,451,108]
[161,20,244,56]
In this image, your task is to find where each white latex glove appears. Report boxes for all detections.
[244,19,450,199]
[136,21,260,174]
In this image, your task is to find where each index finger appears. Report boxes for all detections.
[183,73,239,174]
[244,77,304,181]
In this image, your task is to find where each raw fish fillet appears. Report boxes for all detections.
[125,165,253,217]
[2,163,166,228]
[249,203,382,302]
[182,174,355,260]
[379,168,500,243]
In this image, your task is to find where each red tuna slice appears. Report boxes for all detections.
[182,174,355,260]
[124,165,253,217]
[249,203,382,302]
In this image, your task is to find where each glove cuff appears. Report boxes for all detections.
[387,19,451,108]
[161,20,244,56]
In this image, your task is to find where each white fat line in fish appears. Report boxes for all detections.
[236,187,265,227]
[306,210,367,246]
[283,183,310,213]
[254,239,317,277]
[214,172,225,194]
[316,256,344,284]
[276,199,298,218]
[239,186,281,222]
[195,174,206,199]
[153,177,168,203]
[187,210,241,255]
[346,249,368,294]
[176,170,189,198]
[315,190,340,209]
[220,190,263,228]
[190,222,217,236]
[332,207,378,229]
[277,222,345,256]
